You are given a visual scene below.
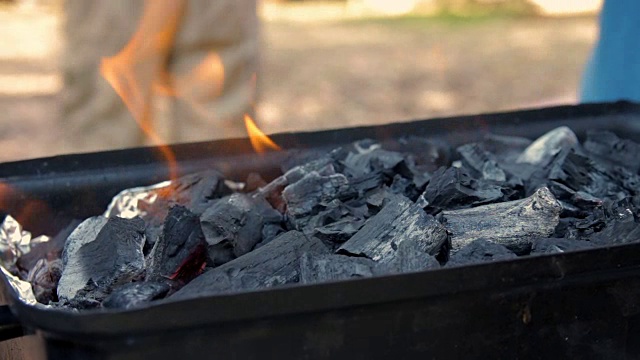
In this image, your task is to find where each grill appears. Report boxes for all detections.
[1,102,640,359]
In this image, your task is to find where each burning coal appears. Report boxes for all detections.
[4,126,640,310]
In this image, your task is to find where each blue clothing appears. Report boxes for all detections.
[581,1,640,103]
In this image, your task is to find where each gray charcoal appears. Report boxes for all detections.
[200,193,266,266]
[283,171,353,229]
[27,258,63,304]
[313,218,366,244]
[457,143,506,182]
[57,217,146,301]
[481,133,532,164]
[443,187,562,254]
[588,218,640,246]
[531,238,595,255]
[299,252,376,284]
[517,126,579,167]
[146,206,208,288]
[421,166,504,212]
[584,130,640,172]
[378,239,440,274]
[337,194,448,264]
[169,231,328,300]
[102,282,170,310]
[447,239,516,267]
[60,217,108,266]
[341,146,404,178]
[57,216,108,300]
[548,150,622,199]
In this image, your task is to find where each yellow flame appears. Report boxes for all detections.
[244,114,281,154]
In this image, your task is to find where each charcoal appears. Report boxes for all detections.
[27,258,62,304]
[421,166,504,212]
[337,194,448,264]
[588,215,640,246]
[442,187,562,254]
[457,143,506,182]
[102,282,170,310]
[517,126,579,167]
[299,252,376,284]
[169,231,328,300]
[313,218,366,244]
[282,171,353,228]
[146,206,208,289]
[258,223,285,247]
[548,150,623,199]
[531,238,595,255]
[57,217,146,301]
[584,130,640,172]
[255,155,337,211]
[391,136,452,173]
[390,174,420,200]
[340,145,404,179]
[17,219,81,275]
[447,239,516,267]
[200,193,267,266]
[481,133,532,164]
[379,240,441,274]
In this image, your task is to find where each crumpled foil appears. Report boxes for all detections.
[0,266,36,305]
[0,215,49,270]
[0,215,47,305]
[104,180,172,219]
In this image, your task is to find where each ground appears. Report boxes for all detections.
[0,4,597,162]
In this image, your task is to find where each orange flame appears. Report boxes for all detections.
[244,114,281,154]
[99,0,185,182]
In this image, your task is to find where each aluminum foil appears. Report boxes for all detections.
[104,180,172,219]
[0,266,36,305]
[0,215,49,270]
[0,215,47,305]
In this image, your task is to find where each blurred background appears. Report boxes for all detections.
[0,0,601,162]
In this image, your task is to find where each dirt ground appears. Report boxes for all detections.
[0,5,597,162]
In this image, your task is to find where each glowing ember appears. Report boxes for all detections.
[244,114,281,154]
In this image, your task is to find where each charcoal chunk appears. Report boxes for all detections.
[299,253,376,284]
[102,282,170,310]
[282,171,354,229]
[169,231,328,300]
[517,126,579,167]
[584,130,640,172]
[442,187,562,254]
[146,206,208,289]
[27,258,62,304]
[58,217,146,301]
[457,143,506,182]
[447,239,516,267]
[588,218,640,246]
[548,150,622,199]
[379,240,441,274]
[481,133,532,165]
[340,145,404,179]
[337,195,448,264]
[200,194,267,266]
[421,166,504,212]
[531,238,595,255]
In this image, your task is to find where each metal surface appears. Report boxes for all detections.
[0,101,639,359]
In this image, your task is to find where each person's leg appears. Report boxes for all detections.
[580,0,640,103]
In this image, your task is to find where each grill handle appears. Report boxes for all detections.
[0,306,24,341]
